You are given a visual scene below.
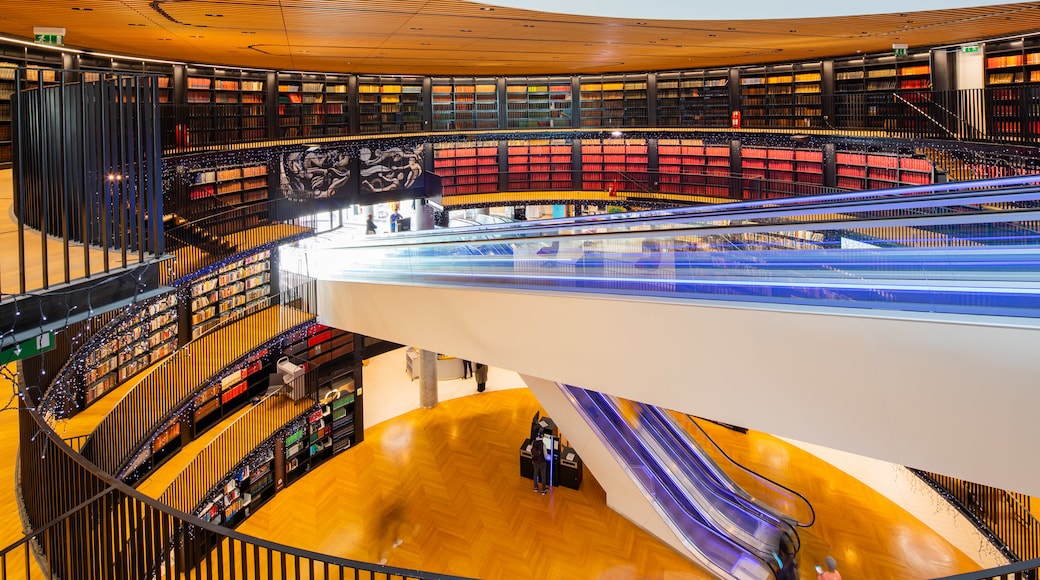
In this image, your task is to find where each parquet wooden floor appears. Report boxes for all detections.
[0,170,146,295]
[237,388,982,580]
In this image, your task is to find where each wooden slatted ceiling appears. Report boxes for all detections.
[0,1,1038,75]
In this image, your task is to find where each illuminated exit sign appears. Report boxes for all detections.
[33,27,65,46]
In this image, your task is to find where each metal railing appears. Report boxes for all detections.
[80,299,315,477]
[913,469,1040,565]
[15,395,470,580]
[157,85,1040,152]
[159,391,314,515]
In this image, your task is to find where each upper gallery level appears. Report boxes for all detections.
[0,1,1036,75]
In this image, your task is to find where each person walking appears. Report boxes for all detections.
[474,362,488,392]
[365,214,377,235]
[816,556,842,580]
[374,498,406,565]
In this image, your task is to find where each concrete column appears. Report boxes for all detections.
[419,349,438,409]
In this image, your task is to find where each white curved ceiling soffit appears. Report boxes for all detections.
[467,0,1022,20]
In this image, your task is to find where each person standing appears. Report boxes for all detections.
[389,207,402,232]
[816,556,842,580]
[531,433,548,494]
[474,362,488,392]
[365,214,377,235]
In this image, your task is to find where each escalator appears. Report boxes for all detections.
[635,401,804,552]
[565,384,790,579]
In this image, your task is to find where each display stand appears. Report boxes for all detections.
[519,414,580,489]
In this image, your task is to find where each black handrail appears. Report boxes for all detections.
[684,414,816,529]
[15,394,473,580]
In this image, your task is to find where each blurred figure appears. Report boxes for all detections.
[365,214,377,235]
[816,555,841,580]
[474,362,488,392]
[375,498,407,565]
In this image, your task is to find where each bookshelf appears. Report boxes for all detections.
[185,67,267,144]
[655,70,730,128]
[579,75,648,128]
[984,37,1040,139]
[835,152,933,190]
[241,447,276,517]
[81,292,178,409]
[156,74,172,104]
[152,419,183,462]
[738,65,821,129]
[357,76,423,134]
[187,249,272,340]
[833,54,930,130]
[277,73,351,138]
[198,446,275,527]
[431,78,499,131]
[740,146,824,198]
[433,141,500,195]
[0,62,15,167]
[580,138,649,191]
[657,139,731,197]
[283,322,360,457]
[192,347,270,434]
[507,139,573,191]
[505,77,573,129]
[186,161,269,232]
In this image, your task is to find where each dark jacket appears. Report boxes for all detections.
[473,363,488,384]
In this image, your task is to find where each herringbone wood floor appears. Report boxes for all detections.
[237,388,981,580]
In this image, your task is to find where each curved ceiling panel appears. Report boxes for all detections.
[467,0,1022,20]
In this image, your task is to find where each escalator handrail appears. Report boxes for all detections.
[638,404,802,552]
[319,177,1040,250]
[684,413,816,529]
[632,401,793,559]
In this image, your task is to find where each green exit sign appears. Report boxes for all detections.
[33,27,65,46]
[962,45,981,54]
[0,331,55,365]
[34,34,62,46]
